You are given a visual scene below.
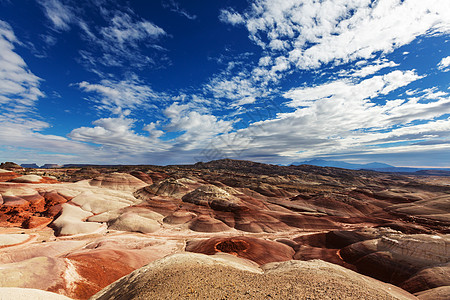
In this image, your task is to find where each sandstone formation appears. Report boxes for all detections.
[135,177,191,198]
[182,184,243,211]
[189,215,230,232]
[89,173,147,191]
[0,169,20,182]
[129,171,153,184]
[10,175,59,184]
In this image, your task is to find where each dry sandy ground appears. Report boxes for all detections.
[91,253,415,300]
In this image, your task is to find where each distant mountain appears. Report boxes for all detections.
[291,159,394,170]
[21,163,40,168]
[41,164,61,169]
[291,159,450,174]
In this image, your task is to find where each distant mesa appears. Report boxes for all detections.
[21,163,40,168]
[41,164,61,169]
[20,163,61,169]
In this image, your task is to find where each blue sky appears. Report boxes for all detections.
[0,0,449,167]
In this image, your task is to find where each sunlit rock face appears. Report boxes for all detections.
[0,159,449,299]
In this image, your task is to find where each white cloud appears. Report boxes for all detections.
[219,9,245,26]
[100,12,166,47]
[340,60,399,78]
[0,20,44,112]
[163,0,197,20]
[79,10,168,69]
[206,73,261,106]
[226,0,450,71]
[202,67,450,164]
[163,102,234,149]
[69,117,166,151]
[77,77,164,115]
[284,70,421,108]
[437,56,450,72]
[38,0,74,31]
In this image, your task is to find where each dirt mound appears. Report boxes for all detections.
[189,215,230,232]
[89,173,146,191]
[133,178,191,200]
[90,253,415,300]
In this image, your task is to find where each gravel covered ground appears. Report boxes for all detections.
[91,253,415,300]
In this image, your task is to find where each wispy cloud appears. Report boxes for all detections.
[100,11,166,46]
[285,70,422,108]
[89,10,167,69]
[76,76,165,116]
[38,0,74,31]
[0,20,44,113]
[163,0,197,20]
[37,1,169,70]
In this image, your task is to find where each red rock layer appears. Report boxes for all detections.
[0,187,69,228]
[186,236,295,265]
[0,171,20,182]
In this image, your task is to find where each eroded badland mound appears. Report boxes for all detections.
[0,159,448,299]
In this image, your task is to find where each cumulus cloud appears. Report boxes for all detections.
[219,9,244,26]
[67,102,235,161]
[437,56,450,72]
[206,74,261,107]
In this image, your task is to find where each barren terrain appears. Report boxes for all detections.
[0,159,448,299]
